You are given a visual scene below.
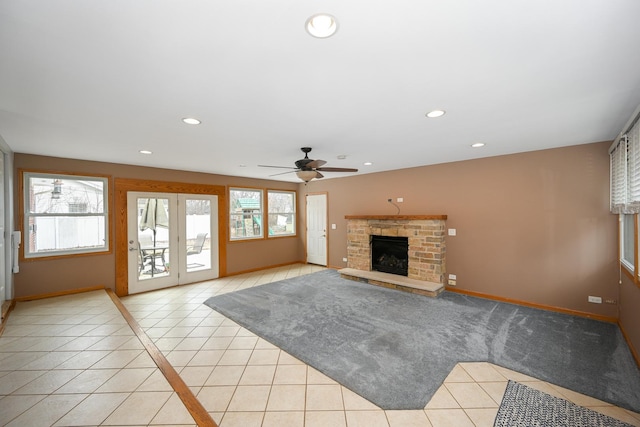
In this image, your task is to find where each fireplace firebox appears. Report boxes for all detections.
[371,235,408,276]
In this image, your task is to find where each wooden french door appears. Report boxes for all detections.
[127,192,219,294]
[114,178,226,297]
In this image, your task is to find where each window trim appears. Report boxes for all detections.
[229,186,265,241]
[19,169,112,261]
[611,112,640,286]
[619,213,640,288]
[620,213,636,274]
[267,189,297,238]
[228,186,298,242]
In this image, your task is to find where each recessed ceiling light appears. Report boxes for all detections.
[182,117,201,125]
[364,162,373,166]
[337,155,347,160]
[471,142,486,148]
[139,150,152,155]
[306,14,338,38]
[426,110,446,118]
[239,164,247,167]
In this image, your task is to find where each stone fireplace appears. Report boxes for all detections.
[341,215,447,297]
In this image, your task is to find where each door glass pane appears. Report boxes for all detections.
[137,197,171,280]
[186,199,211,272]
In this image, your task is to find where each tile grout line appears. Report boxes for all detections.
[105,288,217,427]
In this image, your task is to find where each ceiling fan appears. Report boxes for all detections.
[259,147,359,182]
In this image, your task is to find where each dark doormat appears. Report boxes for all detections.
[494,381,634,427]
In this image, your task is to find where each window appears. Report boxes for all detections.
[23,172,109,258]
[229,188,297,240]
[268,190,296,237]
[621,214,635,272]
[611,110,640,276]
[229,188,263,240]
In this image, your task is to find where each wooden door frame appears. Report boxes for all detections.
[114,178,227,296]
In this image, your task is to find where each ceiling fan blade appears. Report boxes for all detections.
[269,170,297,177]
[315,171,324,179]
[315,167,359,172]
[306,159,327,168]
[258,165,298,169]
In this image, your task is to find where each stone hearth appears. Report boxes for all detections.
[342,215,447,297]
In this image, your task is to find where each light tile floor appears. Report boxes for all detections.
[1,263,640,426]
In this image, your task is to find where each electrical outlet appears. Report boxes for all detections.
[397,197,403,203]
[605,298,617,304]
[449,274,457,280]
[448,279,456,286]
[588,296,602,304]
[342,257,347,262]
[448,229,456,236]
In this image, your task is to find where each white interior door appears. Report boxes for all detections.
[306,193,327,266]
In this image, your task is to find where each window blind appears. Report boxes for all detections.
[610,136,627,214]
[611,106,640,214]
[629,124,640,211]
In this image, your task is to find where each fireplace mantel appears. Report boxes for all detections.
[345,215,447,220]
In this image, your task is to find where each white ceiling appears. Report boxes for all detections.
[1,0,639,182]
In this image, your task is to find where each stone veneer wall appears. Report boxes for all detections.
[345,216,447,284]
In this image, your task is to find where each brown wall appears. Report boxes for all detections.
[14,154,302,298]
[13,142,628,320]
[300,141,620,318]
[13,142,640,356]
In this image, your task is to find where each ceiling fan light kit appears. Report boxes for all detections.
[260,147,358,182]
[296,170,319,182]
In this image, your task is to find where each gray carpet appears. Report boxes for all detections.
[203,269,640,411]
[494,381,634,427]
